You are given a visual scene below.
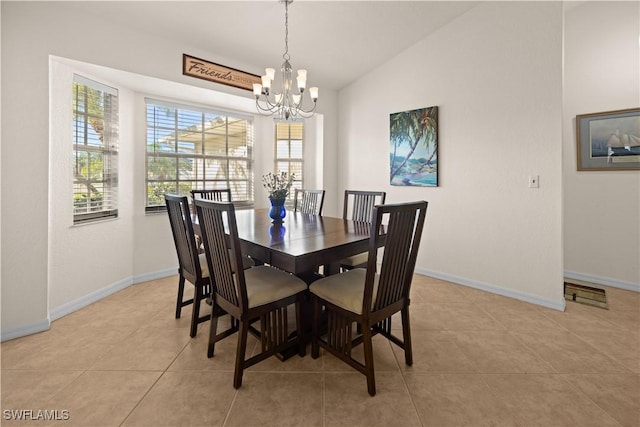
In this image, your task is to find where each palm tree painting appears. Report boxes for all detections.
[390,106,438,186]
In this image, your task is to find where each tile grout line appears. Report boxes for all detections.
[390,334,425,427]
[486,301,631,375]
[533,309,633,373]
[503,329,558,373]
[118,331,192,427]
[553,308,640,371]
[221,386,240,427]
[458,305,556,374]
[476,373,527,427]
[497,305,632,427]
[557,373,626,427]
[117,369,166,427]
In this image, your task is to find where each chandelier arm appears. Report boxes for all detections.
[256,93,317,118]
[284,102,318,120]
[255,97,279,114]
[292,102,318,117]
[262,95,278,109]
[255,100,275,115]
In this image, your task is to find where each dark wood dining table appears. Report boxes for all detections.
[193,208,374,280]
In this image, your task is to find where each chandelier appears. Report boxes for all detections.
[253,0,318,120]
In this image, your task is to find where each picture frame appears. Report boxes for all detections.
[390,106,439,186]
[576,108,640,171]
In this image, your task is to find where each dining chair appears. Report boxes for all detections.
[309,200,428,396]
[190,189,232,251]
[195,199,308,389]
[340,190,386,270]
[293,189,325,215]
[164,194,214,338]
[190,189,231,213]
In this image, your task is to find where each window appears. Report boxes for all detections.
[145,99,254,212]
[72,75,119,224]
[274,121,304,205]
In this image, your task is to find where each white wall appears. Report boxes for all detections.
[0,2,3,332]
[2,3,51,336]
[563,1,640,291]
[338,1,565,309]
[48,60,136,316]
[0,1,338,339]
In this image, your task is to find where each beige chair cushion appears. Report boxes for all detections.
[198,253,210,277]
[340,252,369,267]
[309,268,379,315]
[198,251,254,278]
[244,266,307,308]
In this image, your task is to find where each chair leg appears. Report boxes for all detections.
[295,296,306,357]
[362,324,376,396]
[176,276,186,319]
[401,307,413,366]
[311,295,320,359]
[190,285,202,338]
[207,308,220,358]
[233,321,250,389]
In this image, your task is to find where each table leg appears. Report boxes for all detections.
[323,261,341,276]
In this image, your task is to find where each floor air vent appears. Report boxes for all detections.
[564,281,608,309]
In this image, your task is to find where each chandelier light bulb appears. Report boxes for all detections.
[309,87,319,101]
[265,68,276,80]
[296,75,306,90]
[261,75,272,90]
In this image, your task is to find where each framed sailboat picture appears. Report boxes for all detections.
[390,106,438,186]
[576,108,640,171]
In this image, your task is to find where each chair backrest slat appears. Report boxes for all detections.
[165,194,202,281]
[363,201,427,314]
[343,190,386,222]
[195,199,247,310]
[190,189,232,213]
[293,189,325,215]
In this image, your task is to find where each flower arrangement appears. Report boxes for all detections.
[262,172,295,200]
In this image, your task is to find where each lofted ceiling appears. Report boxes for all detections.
[64,1,478,91]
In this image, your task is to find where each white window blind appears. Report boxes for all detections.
[145,99,254,211]
[275,120,304,205]
[72,75,119,224]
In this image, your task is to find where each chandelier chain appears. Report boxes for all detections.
[283,0,290,61]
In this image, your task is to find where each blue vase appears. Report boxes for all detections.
[268,198,286,223]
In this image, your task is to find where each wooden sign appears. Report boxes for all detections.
[182,54,261,92]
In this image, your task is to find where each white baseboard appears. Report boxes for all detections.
[49,268,179,321]
[49,277,134,321]
[414,267,567,311]
[564,270,640,292]
[133,267,177,284]
[1,268,178,342]
[1,318,51,342]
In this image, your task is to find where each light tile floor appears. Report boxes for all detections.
[1,274,638,427]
